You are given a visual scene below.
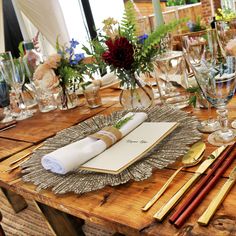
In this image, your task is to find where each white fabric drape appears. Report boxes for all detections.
[12,0,69,49]
[0,0,5,52]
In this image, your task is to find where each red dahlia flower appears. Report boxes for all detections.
[102,37,134,70]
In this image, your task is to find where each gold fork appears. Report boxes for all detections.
[9,143,44,166]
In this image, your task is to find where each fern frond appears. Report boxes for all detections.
[120,0,139,40]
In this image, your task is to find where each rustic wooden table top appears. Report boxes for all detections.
[1,88,236,236]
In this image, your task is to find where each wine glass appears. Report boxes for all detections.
[185,29,236,146]
[153,52,190,109]
[154,51,182,98]
[0,51,33,120]
[182,31,221,133]
[216,19,236,129]
[0,73,14,123]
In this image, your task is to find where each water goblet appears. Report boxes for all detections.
[215,19,236,129]
[185,29,236,146]
[0,52,33,120]
[182,31,220,133]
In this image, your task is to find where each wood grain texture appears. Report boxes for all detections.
[0,89,236,235]
[0,101,115,144]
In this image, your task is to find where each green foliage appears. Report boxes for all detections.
[137,18,186,73]
[114,114,134,129]
[55,38,87,89]
[120,0,138,40]
[83,0,185,88]
[215,8,236,21]
[167,0,185,6]
[186,86,200,107]
[167,0,199,6]
[18,42,24,58]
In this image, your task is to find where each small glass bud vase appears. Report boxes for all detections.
[119,72,154,109]
[57,85,80,110]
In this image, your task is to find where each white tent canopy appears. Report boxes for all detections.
[0,0,124,56]
[12,0,70,57]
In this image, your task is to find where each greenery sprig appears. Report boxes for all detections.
[114,114,134,129]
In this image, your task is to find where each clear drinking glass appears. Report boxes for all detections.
[23,57,57,113]
[182,31,220,133]
[153,51,190,109]
[154,51,182,98]
[185,29,236,146]
[83,85,102,108]
[0,52,33,120]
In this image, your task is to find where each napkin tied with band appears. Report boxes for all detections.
[41,112,148,174]
[89,126,122,148]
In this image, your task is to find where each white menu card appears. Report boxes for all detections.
[80,122,178,174]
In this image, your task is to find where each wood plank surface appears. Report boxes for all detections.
[0,101,116,144]
[0,88,236,235]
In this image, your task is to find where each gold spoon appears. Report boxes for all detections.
[142,141,206,211]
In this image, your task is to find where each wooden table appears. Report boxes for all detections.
[1,88,236,236]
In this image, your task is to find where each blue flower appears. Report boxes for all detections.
[69,53,85,65]
[70,38,79,48]
[74,53,85,61]
[65,47,73,55]
[138,34,148,44]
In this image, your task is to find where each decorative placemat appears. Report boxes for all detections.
[21,105,201,194]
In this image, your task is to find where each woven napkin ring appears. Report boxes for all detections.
[90,126,122,148]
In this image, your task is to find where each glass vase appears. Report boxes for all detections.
[119,72,154,109]
[57,85,80,110]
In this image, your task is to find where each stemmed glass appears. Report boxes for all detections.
[185,29,236,146]
[0,51,33,120]
[182,31,220,133]
[216,19,236,129]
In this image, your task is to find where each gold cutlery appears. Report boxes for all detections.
[2,157,31,173]
[142,141,206,211]
[198,166,236,226]
[153,145,227,221]
[9,143,44,166]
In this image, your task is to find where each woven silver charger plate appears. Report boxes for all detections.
[22,105,201,194]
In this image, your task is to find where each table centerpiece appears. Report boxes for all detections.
[83,0,184,109]
[34,38,88,110]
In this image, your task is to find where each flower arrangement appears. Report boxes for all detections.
[34,39,87,92]
[55,38,87,89]
[34,38,88,109]
[83,0,184,90]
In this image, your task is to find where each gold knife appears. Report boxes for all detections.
[153,145,227,221]
[142,141,206,211]
[198,166,236,226]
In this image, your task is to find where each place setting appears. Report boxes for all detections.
[2,0,236,235]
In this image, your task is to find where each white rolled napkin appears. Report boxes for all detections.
[41,112,148,174]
